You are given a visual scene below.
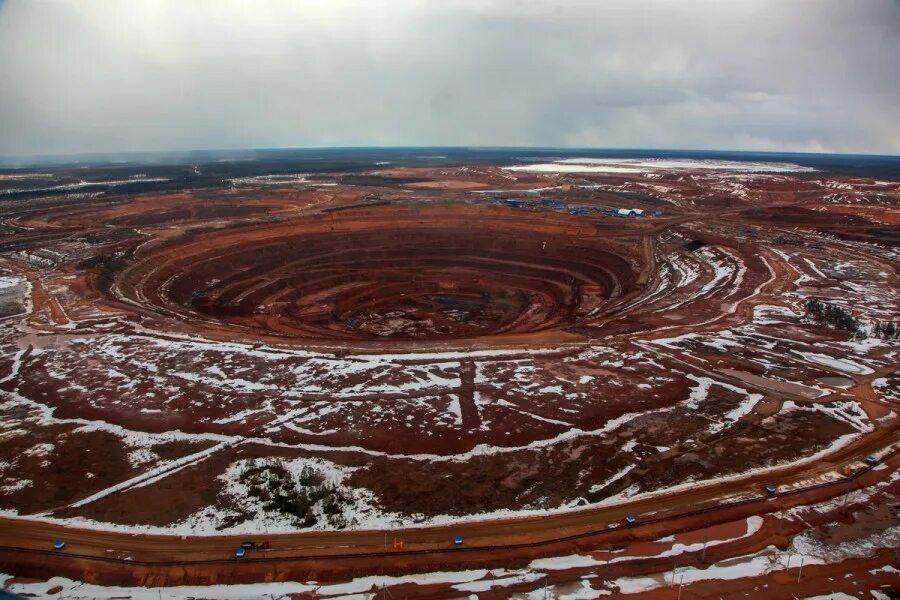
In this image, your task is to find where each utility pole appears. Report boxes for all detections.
[796,557,804,584]
[677,573,686,600]
[671,562,678,585]
[701,534,708,562]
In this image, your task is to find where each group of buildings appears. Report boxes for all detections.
[496,196,651,218]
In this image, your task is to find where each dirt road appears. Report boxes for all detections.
[0,439,895,587]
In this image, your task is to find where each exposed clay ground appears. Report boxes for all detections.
[0,153,897,598]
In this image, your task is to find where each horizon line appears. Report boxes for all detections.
[2,144,899,168]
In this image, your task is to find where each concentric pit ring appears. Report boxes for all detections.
[114,206,644,345]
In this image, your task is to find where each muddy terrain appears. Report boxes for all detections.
[0,150,897,598]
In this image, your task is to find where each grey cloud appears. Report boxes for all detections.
[0,0,898,157]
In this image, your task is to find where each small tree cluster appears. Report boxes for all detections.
[873,321,899,340]
[804,299,859,333]
[239,459,353,529]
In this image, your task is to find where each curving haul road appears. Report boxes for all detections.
[0,435,895,586]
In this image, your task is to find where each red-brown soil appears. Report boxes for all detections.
[0,161,897,597]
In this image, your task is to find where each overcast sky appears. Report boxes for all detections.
[1,0,898,157]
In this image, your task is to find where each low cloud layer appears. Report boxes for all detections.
[1,0,898,157]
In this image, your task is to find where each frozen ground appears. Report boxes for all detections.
[505,158,818,174]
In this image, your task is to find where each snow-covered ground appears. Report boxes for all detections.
[505,158,817,174]
[2,515,894,599]
[0,178,170,195]
[610,520,899,595]
[0,276,26,290]
[0,569,492,600]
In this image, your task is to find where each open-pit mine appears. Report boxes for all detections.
[0,150,897,598]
